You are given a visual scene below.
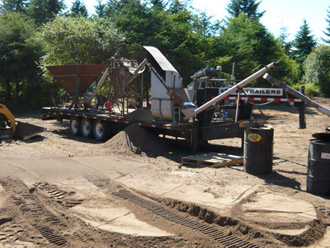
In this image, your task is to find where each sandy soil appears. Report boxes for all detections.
[1,99,330,247]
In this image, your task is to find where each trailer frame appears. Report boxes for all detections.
[42,106,262,146]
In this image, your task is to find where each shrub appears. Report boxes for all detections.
[292,83,321,97]
[303,45,330,96]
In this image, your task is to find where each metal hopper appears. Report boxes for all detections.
[47,64,107,97]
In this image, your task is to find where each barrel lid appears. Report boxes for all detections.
[247,126,273,131]
[312,132,330,141]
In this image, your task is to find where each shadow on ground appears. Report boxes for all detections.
[258,171,302,190]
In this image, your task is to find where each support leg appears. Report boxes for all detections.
[299,102,306,129]
[190,119,199,153]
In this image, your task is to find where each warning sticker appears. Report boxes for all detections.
[321,152,330,160]
[248,133,262,142]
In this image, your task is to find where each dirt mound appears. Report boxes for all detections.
[103,123,170,157]
[126,109,155,122]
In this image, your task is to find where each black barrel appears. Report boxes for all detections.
[307,139,330,196]
[244,127,274,175]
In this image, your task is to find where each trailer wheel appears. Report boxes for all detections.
[93,120,110,141]
[81,118,93,138]
[70,117,81,136]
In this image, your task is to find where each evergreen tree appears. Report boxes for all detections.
[293,19,316,61]
[217,13,298,84]
[69,0,88,18]
[27,0,65,25]
[102,0,150,54]
[101,0,208,82]
[169,0,186,14]
[0,12,43,106]
[226,0,265,19]
[278,27,293,56]
[95,0,106,18]
[293,19,316,77]
[0,0,28,13]
[323,6,330,44]
[150,0,166,9]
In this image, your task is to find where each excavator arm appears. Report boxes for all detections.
[0,104,45,140]
[0,104,16,133]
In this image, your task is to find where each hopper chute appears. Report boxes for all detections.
[47,64,107,108]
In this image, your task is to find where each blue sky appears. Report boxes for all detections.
[64,0,329,43]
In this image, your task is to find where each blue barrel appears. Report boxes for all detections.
[307,139,330,196]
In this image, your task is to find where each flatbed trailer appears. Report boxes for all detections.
[41,106,259,144]
[41,48,285,149]
[42,106,188,138]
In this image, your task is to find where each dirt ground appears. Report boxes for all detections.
[1,99,330,247]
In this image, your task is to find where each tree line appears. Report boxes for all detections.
[0,0,329,110]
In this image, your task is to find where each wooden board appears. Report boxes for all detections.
[181,153,243,168]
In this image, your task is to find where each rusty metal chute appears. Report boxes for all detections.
[47,65,107,96]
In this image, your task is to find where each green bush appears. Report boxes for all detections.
[303,45,330,96]
[292,83,321,97]
[38,16,126,65]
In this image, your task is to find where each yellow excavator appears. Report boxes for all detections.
[0,104,45,140]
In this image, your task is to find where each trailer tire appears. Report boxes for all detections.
[81,118,93,138]
[93,120,110,141]
[70,117,81,136]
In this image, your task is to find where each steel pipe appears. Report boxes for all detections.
[85,68,109,104]
[263,73,330,117]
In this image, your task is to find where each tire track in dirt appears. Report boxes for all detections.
[0,178,68,246]
[0,178,104,247]
[0,178,226,247]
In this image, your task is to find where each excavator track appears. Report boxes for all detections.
[113,189,260,248]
